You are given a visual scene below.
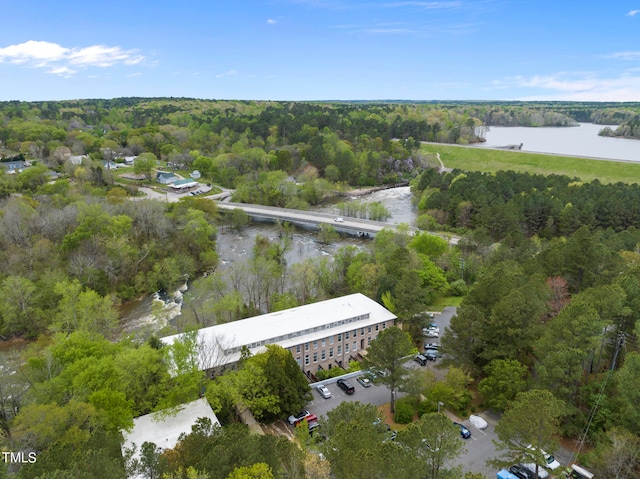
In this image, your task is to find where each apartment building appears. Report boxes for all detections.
[160,293,397,376]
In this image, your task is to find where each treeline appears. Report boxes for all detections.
[441,225,640,474]
[599,114,640,140]
[437,100,640,126]
[0,193,219,338]
[413,168,640,241]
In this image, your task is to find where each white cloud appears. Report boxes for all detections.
[216,69,238,78]
[0,40,145,76]
[48,66,75,78]
[609,51,640,60]
[494,71,640,101]
[380,1,461,9]
[267,18,278,24]
[627,9,640,16]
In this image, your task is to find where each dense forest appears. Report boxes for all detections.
[2,98,640,478]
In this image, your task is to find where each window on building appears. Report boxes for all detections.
[296,357,301,366]
[345,343,350,353]
[353,341,357,351]
[375,324,379,331]
[367,337,371,345]
[368,326,372,333]
[321,350,326,360]
[313,340,318,349]
[337,345,342,355]
[345,331,350,339]
[329,348,334,358]
[305,343,309,351]
[361,328,365,335]
[338,334,342,342]
[353,329,357,337]
[330,336,334,345]
[321,338,326,347]
[305,355,309,365]
[313,352,318,362]
[382,322,387,329]
[296,344,301,353]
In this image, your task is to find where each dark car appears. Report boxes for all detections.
[336,378,355,394]
[453,422,471,438]
[509,464,534,479]
[414,354,428,366]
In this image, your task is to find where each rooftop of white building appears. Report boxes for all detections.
[161,293,396,370]
[122,398,220,477]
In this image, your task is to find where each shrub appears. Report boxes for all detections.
[448,279,468,296]
[394,397,417,424]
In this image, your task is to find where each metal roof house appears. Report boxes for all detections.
[169,178,198,190]
[121,398,220,478]
[160,293,397,376]
[156,171,178,184]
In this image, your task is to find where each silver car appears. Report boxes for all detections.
[316,384,332,398]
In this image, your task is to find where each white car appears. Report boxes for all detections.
[469,414,488,429]
[288,410,311,425]
[316,384,332,399]
[424,330,439,338]
[526,445,561,470]
[334,217,344,222]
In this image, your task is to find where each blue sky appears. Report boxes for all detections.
[1,0,639,102]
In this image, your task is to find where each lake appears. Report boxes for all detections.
[476,123,640,163]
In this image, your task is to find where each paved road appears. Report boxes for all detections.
[280,307,504,477]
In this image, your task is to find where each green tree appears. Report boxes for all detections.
[226,463,275,479]
[478,359,529,411]
[134,152,158,181]
[361,326,415,412]
[320,401,417,479]
[53,279,119,337]
[491,389,564,478]
[397,413,465,479]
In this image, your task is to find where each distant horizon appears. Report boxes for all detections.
[2,1,639,102]
[2,96,640,105]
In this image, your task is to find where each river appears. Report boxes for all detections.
[476,123,640,162]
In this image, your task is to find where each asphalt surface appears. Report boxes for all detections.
[280,307,505,477]
[280,306,575,477]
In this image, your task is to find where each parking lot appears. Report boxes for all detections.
[275,307,506,476]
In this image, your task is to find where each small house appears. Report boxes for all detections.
[190,170,201,179]
[156,171,178,184]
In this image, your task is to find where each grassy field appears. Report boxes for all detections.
[420,143,640,184]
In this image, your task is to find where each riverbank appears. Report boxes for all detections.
[420,142,640,184]
[337,182,410,197]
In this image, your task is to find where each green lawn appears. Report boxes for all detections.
[421,143,640,184]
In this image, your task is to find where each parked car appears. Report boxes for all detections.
[295,414,319,432]
[424,342,440,350]
[522,463,549,479]
[316,384,332,398]
[469,414,488,429]
[423,349,438,361]
[424,330,439,338]
[357,376,372,387]
[509,464,534,479]
[526,445,561,470]
[336,378,355,394]
[334,217,344,222]
[453,422,471,438]
[414,354,428,366]
[288,410,311,425]
[422,326,440,334]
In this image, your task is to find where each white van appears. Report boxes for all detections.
[569,464,594,479]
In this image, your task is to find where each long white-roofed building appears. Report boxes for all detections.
[160,293,396,376]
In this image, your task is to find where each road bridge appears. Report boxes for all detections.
[215,201,459,244]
